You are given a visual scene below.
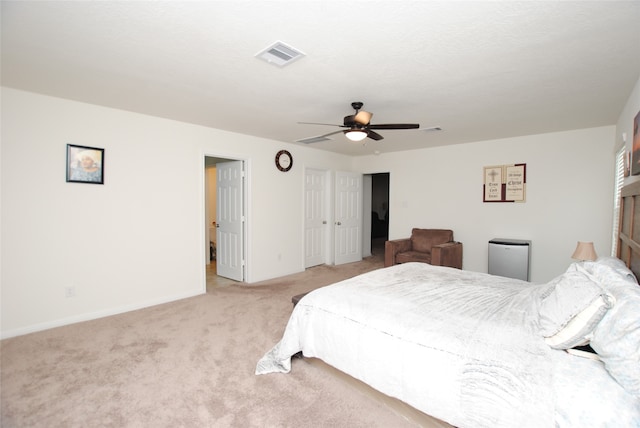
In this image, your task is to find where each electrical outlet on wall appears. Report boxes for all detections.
[64,286,76,298]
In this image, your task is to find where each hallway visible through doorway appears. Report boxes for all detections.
[205,155,246,286]
[206,262,237,292]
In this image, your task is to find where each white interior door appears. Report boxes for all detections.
[216,160,244,281]
[304,168,328,268]
[334,171,363,265]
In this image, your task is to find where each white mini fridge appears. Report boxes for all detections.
[488,238,531,281]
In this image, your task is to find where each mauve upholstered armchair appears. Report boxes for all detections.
[384,228,463,269]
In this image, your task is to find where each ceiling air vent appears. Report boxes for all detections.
[256,41,305,67]
[296,135,332,144]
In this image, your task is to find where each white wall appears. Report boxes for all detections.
[0,88,352,337]
[3,77,638,337]
[354,126,617,283]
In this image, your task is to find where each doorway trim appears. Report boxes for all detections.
[201,152,252,289]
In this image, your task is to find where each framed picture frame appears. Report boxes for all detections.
[483,163,526,202]
[505,164,526,202]
[66,144,104,184]
[633,111,640,176]
[483,165,503,202]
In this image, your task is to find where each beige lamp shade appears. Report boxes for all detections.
[571,241,598,261]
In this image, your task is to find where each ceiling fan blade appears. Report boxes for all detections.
[367,130,384,141]
[298,121,346,128]
[296,129,346,144]
[354,110,372,125]
[368,123,420,130]
[316,129,347,138]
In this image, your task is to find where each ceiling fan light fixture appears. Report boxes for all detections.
[345,130,368,142]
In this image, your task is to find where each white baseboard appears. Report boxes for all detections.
[1,290,204,340]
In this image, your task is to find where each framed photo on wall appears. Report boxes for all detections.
[66,144,104,184]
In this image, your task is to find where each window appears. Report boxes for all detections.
[611,147,626,255]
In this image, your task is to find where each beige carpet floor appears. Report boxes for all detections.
[1,248,451,427]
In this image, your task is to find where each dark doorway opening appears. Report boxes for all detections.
[371,173,389,241]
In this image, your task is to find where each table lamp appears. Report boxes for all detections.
[571,241,598,261]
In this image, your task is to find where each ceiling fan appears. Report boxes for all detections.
[298,102,420,143]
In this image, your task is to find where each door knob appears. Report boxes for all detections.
[322,221,327,224]
[335,221,341,226]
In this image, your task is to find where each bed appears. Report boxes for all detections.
[256,184,640,427]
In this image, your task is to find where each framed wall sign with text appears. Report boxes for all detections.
[483,166,503,201]
[483,163,526,203]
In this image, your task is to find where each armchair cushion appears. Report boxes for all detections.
[410,228,453,253]
[396,250,431,264]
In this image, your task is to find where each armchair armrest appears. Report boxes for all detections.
[431,241,463,269]
[384,239,412,267]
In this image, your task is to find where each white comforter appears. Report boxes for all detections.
[256,263,639,427]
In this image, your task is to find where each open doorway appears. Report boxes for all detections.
[205,156,246,290]
[369,172,389,259]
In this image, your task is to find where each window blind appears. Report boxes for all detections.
[611,147,626,255]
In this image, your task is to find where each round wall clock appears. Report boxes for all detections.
[275,150,293,172]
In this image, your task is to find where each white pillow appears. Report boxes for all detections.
[538,271,614,349]
[567,257,638,285]
[590,276,640,398]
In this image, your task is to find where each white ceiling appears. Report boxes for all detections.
[2,1,639,156]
